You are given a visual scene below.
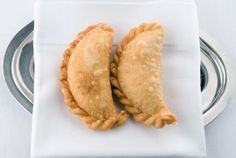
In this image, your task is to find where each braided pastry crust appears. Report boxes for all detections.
[60,23,128,130]
[111,23,176,128]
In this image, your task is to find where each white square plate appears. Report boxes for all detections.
[32,0,206,157]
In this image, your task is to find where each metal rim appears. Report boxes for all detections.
[3,21,34,113]
[3,21,234,126]
[200,38,227,114]
[200,32,234,125]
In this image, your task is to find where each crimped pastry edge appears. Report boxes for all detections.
[110,23,176,128]
[60,23,128,130]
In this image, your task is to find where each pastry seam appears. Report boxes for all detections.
[60,23,128,130]
[110,23,176,128]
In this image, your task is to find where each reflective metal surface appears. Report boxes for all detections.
[200,32,234,125]
[200,38,227,114]
[3,21,34,113]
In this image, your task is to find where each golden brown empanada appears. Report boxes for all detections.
[111,23,176,128]
[60,23,128,130]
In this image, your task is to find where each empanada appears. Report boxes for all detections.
[60,24,128,130]
[111,23,176,128]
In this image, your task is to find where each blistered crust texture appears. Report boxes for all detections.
[60,24,128,130]
[111,23,176,128]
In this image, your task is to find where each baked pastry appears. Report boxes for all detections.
[111,23,176,128]
[60,23,128,130]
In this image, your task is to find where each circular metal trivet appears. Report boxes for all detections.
[3,21,234,125]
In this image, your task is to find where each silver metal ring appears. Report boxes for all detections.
[3,22,234,126]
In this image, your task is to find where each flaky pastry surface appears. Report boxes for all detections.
[60,24,128,130]
[111,23,176,128]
